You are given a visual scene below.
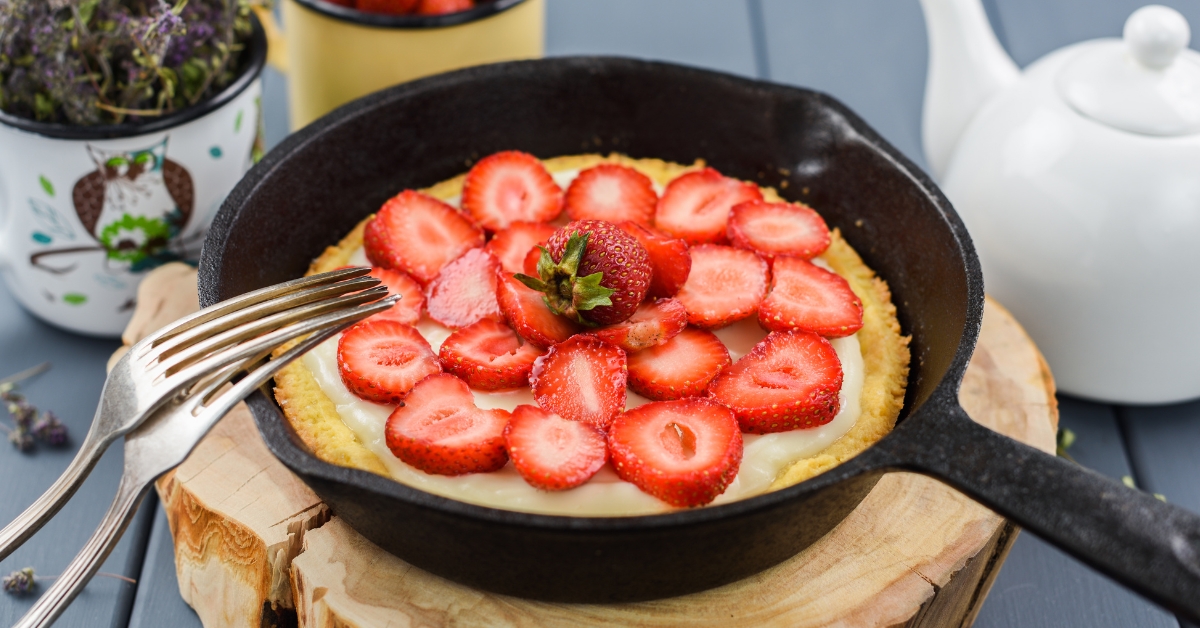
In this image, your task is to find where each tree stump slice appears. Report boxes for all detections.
[124,264,1057,628]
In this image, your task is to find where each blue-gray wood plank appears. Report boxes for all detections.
[1,0,1197,626]
[0,296,155,628]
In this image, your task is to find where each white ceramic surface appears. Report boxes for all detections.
[0,80,262,337]
[922,0,1200,403]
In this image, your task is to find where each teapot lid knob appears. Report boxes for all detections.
[1056,4,1200,136]
[1125,5,1190,70]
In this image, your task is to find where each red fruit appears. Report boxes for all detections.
[496,273,581,347]
[653,168,762,244]
[385,374,509,475]
[324,0,354,7]
[727,200,831,260]
[364,267,424,325]
[616,221,691,298]
[415,0,473,14]
[424,248,504,329]
[354,0,417,14]
[522,220,650,326]
[504,405,607,491]
[438,318,544,391]
[337,320,441,405]
[485,221,558,274]
[364,190,485,285]
[759,257,864,337]
[674,245,769,329]
[564,164,657,226]
[522,245,541,276]
[627,327,731,401]
[707,330,843,433]
[530,335,627,430]
[592,298,687,352]
[462,151,562,231]
[607,398,742,508]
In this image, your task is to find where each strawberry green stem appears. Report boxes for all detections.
[514,232,614,326]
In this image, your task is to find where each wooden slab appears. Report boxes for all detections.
[125,263,1056,627]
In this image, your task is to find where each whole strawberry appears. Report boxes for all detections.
[515,220,650,326]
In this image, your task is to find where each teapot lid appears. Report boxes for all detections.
[1057,5,1200,136]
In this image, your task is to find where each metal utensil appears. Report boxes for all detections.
[0,267,393,570]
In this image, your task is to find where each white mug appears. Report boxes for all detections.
[0,34,265,337]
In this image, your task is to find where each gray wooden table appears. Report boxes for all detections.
[1,1,1198,626]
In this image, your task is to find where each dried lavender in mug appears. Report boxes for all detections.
[0,0,263,126]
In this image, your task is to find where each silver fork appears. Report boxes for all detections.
[12,277,396,628]
[0,267,394,564]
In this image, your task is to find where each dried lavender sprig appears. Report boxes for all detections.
[0,362,51,387]
[2,567,138,596]
[33,412,69,447]
[7,426,34,451]
[0,363,68,451]
[2,567,35,595]
[0,0,266,126]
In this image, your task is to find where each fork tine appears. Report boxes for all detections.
[142,275,382,363]
[150,286,390,380]
[165,296,398,393]
[133,267,373,355]
[194,310,369,423]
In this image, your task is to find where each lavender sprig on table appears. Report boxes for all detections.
[2,566,137,596]
[1,363,69,451]
[2,567,35,595]
[0,0,263,126]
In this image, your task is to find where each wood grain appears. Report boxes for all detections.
[123,263,1057,628]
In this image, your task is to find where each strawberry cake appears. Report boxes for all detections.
[271,152,910,516]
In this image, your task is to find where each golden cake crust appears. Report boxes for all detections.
[273,153,910,493]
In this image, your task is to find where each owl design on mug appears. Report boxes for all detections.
[71,139,194,268]
[30,138,196,275]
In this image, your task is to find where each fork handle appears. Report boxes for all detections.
[0,427,110,562]
[13,473,149,628]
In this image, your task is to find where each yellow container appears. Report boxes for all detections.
[257,0,544,130]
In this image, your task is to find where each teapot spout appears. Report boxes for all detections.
[920,0,1020,180]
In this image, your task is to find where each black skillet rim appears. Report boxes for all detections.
[202,56,985,533]
[0,15,267,140]
[291,0,530,30]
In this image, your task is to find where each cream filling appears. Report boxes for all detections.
[302,307,862,516]
[298,166,863,516]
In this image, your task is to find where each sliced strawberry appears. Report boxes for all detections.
[424,248,504,329]
[607,398,742,507]
[363,267,424,325]
[758,257,863,337]
[627,327,731,401]
[653,168,762,245]
[496,273,581,348]
[522,245,541,276]
[707,330,843,433]
[439,318,544,390]
[337,320,441,405]
[674,244,769,329]
[485,221,558,274]
[616,221,691,298]
[415,0,473,14]
[462,151,562,231]
[364,190,485,285]
[385,374,510,475]
[564,164,657,226]
[530,335,626,430]
[504,405,607,491]
[592,298,687,352]
[727,200,831,260]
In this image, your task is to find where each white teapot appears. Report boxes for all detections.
[920,0,1200,403]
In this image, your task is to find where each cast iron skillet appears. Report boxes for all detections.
[199,57,1200,617]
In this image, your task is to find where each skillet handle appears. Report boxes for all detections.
[889,402,1200,622]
